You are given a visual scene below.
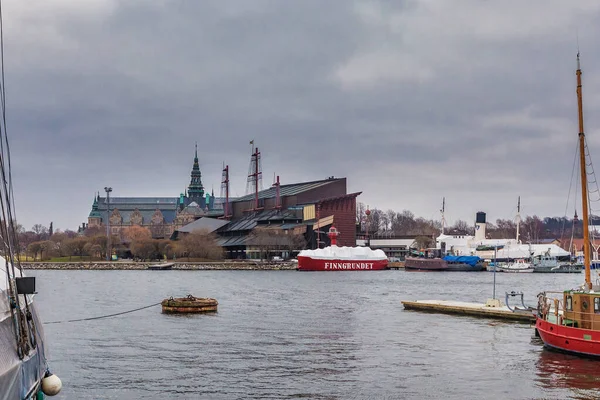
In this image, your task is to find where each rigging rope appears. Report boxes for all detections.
[584,137,600,250]
[43,301,162,324]
[561,140,580,249]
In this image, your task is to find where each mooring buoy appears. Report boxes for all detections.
[161,295,218,314]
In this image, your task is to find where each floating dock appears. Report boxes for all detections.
[401,299,536,323]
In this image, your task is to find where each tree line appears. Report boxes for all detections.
[15,224,223,261]
[356,202,582,243]
[13,204,584,261]
[15,222,307,261]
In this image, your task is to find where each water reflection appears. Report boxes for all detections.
[535,349,600,395]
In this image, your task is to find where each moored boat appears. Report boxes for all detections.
[404,256,447,271]
[497,259,533,273]
[443,255,485,271]
[297,226,388,271]
[532,251,581,273]
[404,254,484,271]
[536,53,600,358]
[148,262,174,270]
[0,5,61,397]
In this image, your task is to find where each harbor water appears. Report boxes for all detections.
[32,269,600,399]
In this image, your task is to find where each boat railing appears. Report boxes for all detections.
[538,291,600,330]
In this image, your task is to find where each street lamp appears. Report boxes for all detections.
[365,207,371,247]
[104,187,112,261]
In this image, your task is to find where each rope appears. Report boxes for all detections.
[43,301,162,324]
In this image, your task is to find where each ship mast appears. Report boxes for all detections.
[576,52,592,289]
[440,197,446,235]
[515,196,521,242]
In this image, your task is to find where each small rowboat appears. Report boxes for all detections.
[161,295,218,314]
[148,262,174,270]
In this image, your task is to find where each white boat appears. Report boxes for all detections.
[497,259,534,273]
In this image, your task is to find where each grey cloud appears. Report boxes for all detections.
[2,0,600,230]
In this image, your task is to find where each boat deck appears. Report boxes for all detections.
[401,299,536,323]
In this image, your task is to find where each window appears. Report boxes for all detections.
[566,296,573,311]
[595,297,600,313]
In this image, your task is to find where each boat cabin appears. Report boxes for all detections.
[561,291,600,330]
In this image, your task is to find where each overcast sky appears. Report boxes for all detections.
[3,0,600,231]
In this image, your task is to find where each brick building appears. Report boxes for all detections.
[173,177,361,258]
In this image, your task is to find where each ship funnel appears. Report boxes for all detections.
[475,212,486,242]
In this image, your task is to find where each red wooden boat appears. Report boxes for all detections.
[297,226,388,271]
[535,54,600,358]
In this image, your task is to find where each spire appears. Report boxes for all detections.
[187,144,204,201]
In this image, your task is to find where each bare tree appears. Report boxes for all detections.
[27,242,42,260]
[89,235,108,259]
[31,224,49,241]
[121,225,152,244]
[249,228,280,260]
[66,237,89,260]
[450,220,472,235]
[414,235,434,250]
[84,226,103,237]
[131,239,159,261]
[356,202,366,225]
[284,231,307,258]
[179,229,223,260]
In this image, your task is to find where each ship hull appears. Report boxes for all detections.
[297,256,388,271]
[536,317,600,357]
[404,257,448,271]
[446,262,486,271]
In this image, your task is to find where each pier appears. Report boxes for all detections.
[401,299,536,323]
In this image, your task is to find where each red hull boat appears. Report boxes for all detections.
[297,256,388,271]
[297,226,388,271]
[535,54,600,358]
[536,318,600,357]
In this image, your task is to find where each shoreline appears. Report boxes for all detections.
[21,261,298,271]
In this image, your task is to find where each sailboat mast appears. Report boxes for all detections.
[516,196,521,242]
[576,53,592,288]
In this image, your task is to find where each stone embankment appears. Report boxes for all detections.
[21,261,298,271]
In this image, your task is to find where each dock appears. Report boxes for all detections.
[388,262,404,270]
[401,299,536,323]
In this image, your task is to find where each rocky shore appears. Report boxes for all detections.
[21,261,298,271]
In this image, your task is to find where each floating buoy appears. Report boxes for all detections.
[41,371,62,396]
[161,295,218,314]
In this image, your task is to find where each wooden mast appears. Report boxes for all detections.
[576,53,592,289]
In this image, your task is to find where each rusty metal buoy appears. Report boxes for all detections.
[161,294,218,314]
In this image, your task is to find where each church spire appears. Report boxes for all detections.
[187,143,204,200]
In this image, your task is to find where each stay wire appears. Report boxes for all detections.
[44,302,162,324]
[561,140,579,246]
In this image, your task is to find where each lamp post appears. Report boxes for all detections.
[365,207,371,247]
[104,187,112,261]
